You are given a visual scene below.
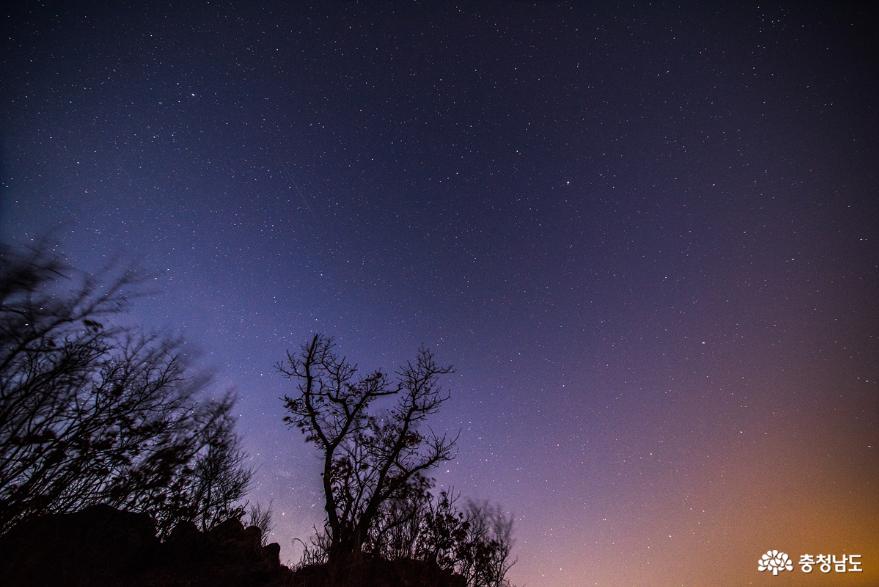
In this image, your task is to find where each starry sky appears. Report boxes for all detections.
[2,2,878,585]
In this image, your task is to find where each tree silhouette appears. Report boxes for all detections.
[0,241,251,536]
[457,500,516,587]
[367,487,517,587]
[280,334,457,563]
[246,501,275,547]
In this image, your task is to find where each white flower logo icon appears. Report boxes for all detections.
[758,550,793,575]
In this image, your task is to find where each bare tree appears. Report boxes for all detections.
[246,501,275,546]
[365,487,517,587]
[458,500,517,587]
[0,242,251,536]
[280,334,457,562]
[180,412,252,533]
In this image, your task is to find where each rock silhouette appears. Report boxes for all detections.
[0,504,467,587]
[0,505,291,586]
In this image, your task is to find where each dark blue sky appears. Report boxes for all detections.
[3,3,877,584]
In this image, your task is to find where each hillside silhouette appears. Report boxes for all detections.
[0,241,515,586]
[0,504,472,587]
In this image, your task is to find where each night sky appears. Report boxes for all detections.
[2,2,878,584]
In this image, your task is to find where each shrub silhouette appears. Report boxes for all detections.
[0,241,251,536]
[366,487,516,587]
